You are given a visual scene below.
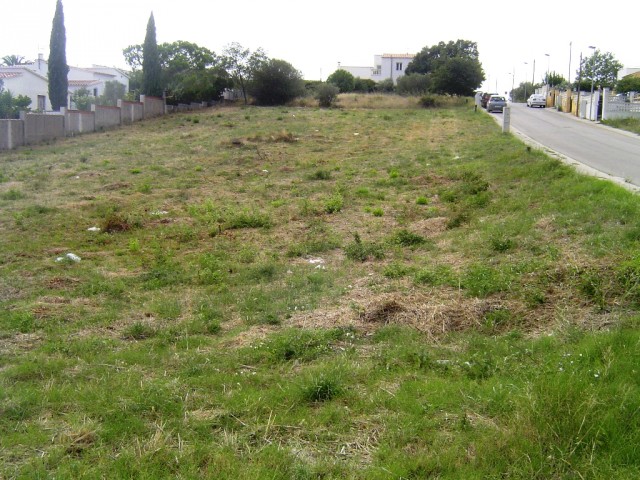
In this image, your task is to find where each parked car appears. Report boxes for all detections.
[481,92,498,108]
[527,94,546,108]
[486,95,507,113]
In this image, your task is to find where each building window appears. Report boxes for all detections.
[37,95,46,111]
[93,88,98,97]
[396,62,403,71]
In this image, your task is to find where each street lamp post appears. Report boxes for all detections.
[588,45,596,120]
[511,68,515,99]
[545,53,550,88]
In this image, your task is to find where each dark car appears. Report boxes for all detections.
[481,92,498,108]
[486,95,507,113]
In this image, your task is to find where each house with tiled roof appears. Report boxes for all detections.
[0,54,129,111]
[339,53,415,84]
[0,67,50,110]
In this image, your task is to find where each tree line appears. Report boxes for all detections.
[131,13,304,106]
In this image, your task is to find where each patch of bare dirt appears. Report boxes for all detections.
[0,332,42,357]
[409,217,448,237]
[103,182,131,191]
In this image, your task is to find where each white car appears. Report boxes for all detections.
[527,94,546,108]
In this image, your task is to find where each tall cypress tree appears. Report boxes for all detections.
[48,0,69,111]
[142,13,163,97]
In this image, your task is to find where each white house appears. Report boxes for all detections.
[340,53,415,84]
[0,54,129,111]
[0,68,50,110]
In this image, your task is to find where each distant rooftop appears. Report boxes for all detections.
[0,72,22,79]
[381,53,415,58]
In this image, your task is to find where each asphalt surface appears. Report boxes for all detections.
[496,103,640,189]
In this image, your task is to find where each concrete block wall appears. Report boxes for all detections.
[118,100,144,124]
[62,108,96,135]
[0,96,222,151]
[141,95,165,118]
[92,104,121,130]
[20,112,65,145]
[0,120,25,150]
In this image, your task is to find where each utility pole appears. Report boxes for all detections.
[588,46,596,120]
[532,59,536,87]
[524,62,528,102]
[568,42,572,86]
[576,52,582,117]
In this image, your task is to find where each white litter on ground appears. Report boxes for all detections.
[87,227,100,232]
[56,253,81,263]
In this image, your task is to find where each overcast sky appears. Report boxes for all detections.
[2,0,636,94]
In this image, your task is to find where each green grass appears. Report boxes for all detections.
[1,99,640,478]
[601,117,640,135]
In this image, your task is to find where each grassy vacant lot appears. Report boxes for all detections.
[1,95,639,479]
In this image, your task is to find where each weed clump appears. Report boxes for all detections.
[345,233,385,261]
[300,372,344,403]
[392,229,428,247]
[123,322,155,340]
[324,193,344,214]
[101,212,139,233]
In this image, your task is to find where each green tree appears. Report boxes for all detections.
[142,12,163,97]
[616,75,640,94]
[1,55,28,66]
[510,81,537,102]
[123,41,230,103]
[48,0,69,111]
[326,69,355,93]
[577,50,623,89]
[396,73,431,95]
[544,71,567,88]
[98,80,126,106]
[431,57,484,96]
[71,87,94,111]
[406,39,484,96]
[222,42,267,104]
[170,67,232,104]
[249,58,305,105]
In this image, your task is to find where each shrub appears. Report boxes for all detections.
[420,94,440,108]
[354,78,376,93]
[376,78,395,93]
[396,73,431,95]
[315,83,340,108]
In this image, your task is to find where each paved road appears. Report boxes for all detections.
[506,103,640,188]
